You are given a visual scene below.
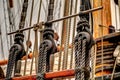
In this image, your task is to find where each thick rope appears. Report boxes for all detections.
[81,39,86,80]
[37,42,48,80]
[5,44,21,80]
[70,0,78,69]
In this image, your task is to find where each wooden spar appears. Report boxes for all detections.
[7,6,103,35]
[93,0,112,38]
[11,69,75,80]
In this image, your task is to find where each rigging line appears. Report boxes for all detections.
[101,26,104,80]
[67,0,73,69]
[91,44,97,80]
[70,0,78,69]
[62,0,70,70]
[99,0,104,80]
[2,0,10,52]
[30,38,36,74]
[23,0,34,76]
[0,0,38,29]
[111,47,120,80]
[64,0,72,70]
[57,0,62,71]
[33,0,43,73]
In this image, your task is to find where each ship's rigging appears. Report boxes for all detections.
[0,0,120,80]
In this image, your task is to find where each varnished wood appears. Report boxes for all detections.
[93,0,111,38]
[11,69,75,80]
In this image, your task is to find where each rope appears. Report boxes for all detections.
[91,44,96,80]
[30,41,36,74]
[57,0,62,71]
[37,42,49,80]
[6,47,16,80]
[5,43,24,79]
[75,37,82,79]
[81,39,86,80]
[62,0,70,70]
[34,27,39,73]
[70,0,78,69]
[24,0,34,75]
[101,26,104,80]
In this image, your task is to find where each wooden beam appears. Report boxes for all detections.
[11,69,75,80]
[95,32,120,42]
[93,0,112,38]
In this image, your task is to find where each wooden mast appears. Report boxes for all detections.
[93,0,112,38]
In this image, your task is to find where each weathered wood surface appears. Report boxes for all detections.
[93,0,112,38]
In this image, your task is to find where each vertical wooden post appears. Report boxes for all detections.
[93,0,112,38]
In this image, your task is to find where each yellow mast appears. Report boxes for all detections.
[93,0,112,38]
